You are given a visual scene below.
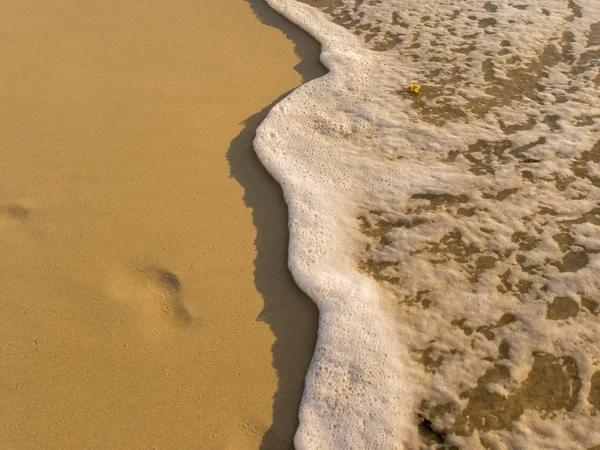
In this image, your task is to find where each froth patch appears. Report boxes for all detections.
[259,0,600,448]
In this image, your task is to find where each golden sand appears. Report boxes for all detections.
[0,0,322,448]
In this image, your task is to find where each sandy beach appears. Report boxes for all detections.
[0,0,323,448]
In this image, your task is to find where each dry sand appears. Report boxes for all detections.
[0,0,323,448]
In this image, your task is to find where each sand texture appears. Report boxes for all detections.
[0,0,323,448]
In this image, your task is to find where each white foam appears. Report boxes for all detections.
[256,0,600,448]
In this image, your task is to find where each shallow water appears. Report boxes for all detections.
[257,0,600,448]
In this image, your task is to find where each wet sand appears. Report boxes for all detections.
[0,0,322,448]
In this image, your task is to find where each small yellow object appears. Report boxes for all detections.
[407,82,421,95]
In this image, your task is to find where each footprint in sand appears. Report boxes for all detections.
[0,204,30,224]
[108,265,191,335]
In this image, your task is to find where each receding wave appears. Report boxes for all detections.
[255,0,600,448]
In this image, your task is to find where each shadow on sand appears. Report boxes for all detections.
[226,1,327,448]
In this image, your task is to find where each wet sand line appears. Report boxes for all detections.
[230,2,326,448]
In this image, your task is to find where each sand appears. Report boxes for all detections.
[0,0,323,448]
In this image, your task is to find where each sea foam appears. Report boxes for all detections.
[255,0,600,448]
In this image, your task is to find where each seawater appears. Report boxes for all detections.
[254,0,600,448]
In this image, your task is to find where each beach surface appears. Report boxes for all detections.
[0,0,321,448]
